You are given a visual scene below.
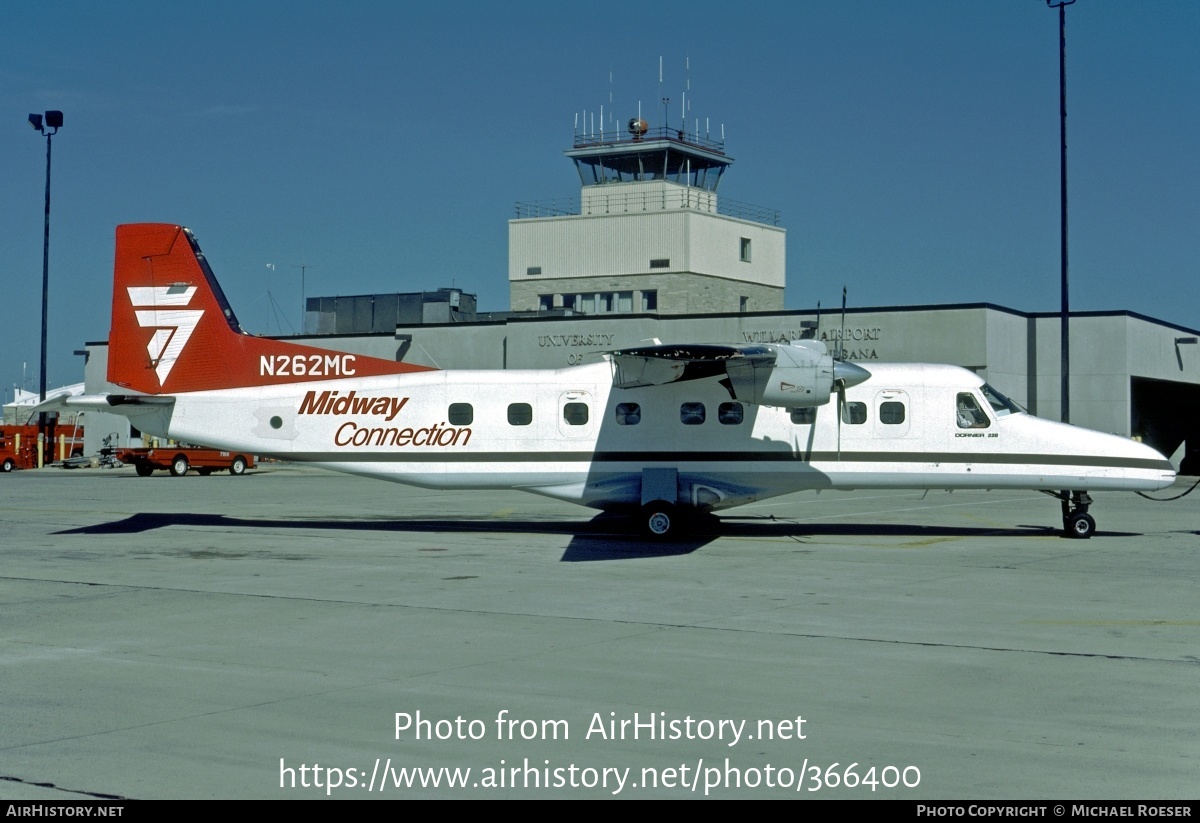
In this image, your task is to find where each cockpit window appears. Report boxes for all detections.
[979,383,1023,417]
[956,393,990,429]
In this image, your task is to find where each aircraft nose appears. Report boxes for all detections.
[834,360,871,388]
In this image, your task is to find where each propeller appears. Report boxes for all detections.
[829,286,869,458]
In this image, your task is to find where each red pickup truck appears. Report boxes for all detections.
[116,446,255,477]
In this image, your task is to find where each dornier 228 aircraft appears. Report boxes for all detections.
[64,224,1175,540]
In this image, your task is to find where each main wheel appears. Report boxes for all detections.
[229,456,247,476]
[135,464,153,477]
[1065,512,1096,539]
[1,457,14,473]
[641,501,677,538]
[169,454,189,477]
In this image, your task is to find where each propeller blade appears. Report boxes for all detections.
[838,286,847,361]
[836,382,846,460]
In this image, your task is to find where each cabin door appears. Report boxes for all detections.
[557,390,595,439]
[873,390,913,438]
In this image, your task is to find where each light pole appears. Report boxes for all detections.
[292,263,315,334]
[28,110,63,467]
[1047,0,1075,423]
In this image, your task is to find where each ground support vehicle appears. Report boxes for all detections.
[116,446,254,477]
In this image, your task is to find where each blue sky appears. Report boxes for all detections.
[3,1,1198,398]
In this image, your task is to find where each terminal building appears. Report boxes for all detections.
[81,116,1200,471]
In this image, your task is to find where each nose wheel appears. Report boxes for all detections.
[1047,490,1095,539]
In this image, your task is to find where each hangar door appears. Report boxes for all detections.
[1130,376,1200,475]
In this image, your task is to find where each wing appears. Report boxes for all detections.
[609,340,870,408]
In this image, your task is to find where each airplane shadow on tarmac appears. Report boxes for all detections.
[54,512,1136,561]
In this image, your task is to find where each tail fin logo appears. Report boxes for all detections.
[127,285,202,386]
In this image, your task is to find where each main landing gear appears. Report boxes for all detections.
[640,501,678,538]
[1043,490,1095,539]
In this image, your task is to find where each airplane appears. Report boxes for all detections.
[60,223,1175,540]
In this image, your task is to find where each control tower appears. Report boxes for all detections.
[509,119,785,315]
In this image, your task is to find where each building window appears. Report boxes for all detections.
[615,403,641,425]
[649,258,671,269]
[740,237,752,262]
[680,402,706,425]
[526,266,542,276]
[617,291,633,312]
[740,296,749,312]
[879,401,906,425]
[563,402,589,426]
[841,402,867,425]
[790,407,816,425]
[641,290,657,311]
[718,402,743,425]
[448,403,473,425]
[538,294,553,311]
[561,294,576,311]
[508,403,533,426]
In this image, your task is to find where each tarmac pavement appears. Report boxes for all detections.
[1,463,1197,799]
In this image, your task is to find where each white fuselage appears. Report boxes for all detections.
[134,360,1174,512]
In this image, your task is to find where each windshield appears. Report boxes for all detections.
[979,383,1024,417]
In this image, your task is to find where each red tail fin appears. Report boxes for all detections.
[108,224,433,394]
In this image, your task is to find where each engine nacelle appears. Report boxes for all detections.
[725,341,870,408]
[726,341,835,408]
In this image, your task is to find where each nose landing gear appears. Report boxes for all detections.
[1045,490,1095,539]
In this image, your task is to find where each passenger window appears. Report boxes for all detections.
[615,402,641,425]
[680,402,706,425]
[956,393,990,429]
[448,403,473,425]
[790,407,816,425]
[507,403,533,426]
[879,401,905,425]
[718,402,743,425]
[563,402,589,426]
[841,402,867,425]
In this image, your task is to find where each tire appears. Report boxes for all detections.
[1,458,14,473]
[229,456,247,476]
[641,501,677,538]
[169,454,189,477]
[135,464,153,477]
[1065,512,1096,539]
